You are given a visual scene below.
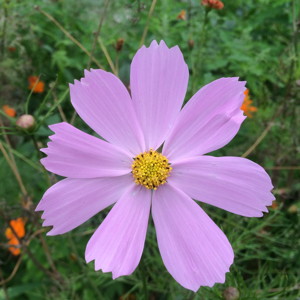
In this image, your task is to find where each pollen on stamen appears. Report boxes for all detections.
[131,149,172,190]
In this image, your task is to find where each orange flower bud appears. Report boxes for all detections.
[201,0,224,10]
[28,76,45,93]
[177,10,186,20]
[2,105,16,117]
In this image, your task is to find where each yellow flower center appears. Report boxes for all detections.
[132,149,172,190]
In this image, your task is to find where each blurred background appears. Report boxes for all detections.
[0,0,299,299]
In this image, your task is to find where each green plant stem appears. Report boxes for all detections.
[192,8,210,93]
[87,0,110,69]
[52,88,67,122]
[38,88,69,126]
[140,260,148,300]
[36,77,58,116]
[25,74,42,114]
[0,110,15,122]
[1,141,43,172]
[0,0,8,59]
[0,254,23,286]
[98,37,117,75]
[67,234,105,299]
[140,0,157,47]
[35,6,103,69]
[0,142,28,198]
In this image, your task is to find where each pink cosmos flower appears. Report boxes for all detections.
[36,41,274,291]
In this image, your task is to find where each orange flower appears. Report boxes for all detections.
[7,238,21,256]
[2,105,16,117]
[241,89,258,118]
[201,0,224,10]
[28,76,45,93]
[177,10,186,20]
[5,218,25,256]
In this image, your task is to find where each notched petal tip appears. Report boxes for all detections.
[158,40,169,50]
[149,40,159,47]
[84,258,126,280]
[46,227,62,236]
[84,69,91,77]
[48,122,67,132]
[170,44,180,52]
[260,193,276,216]
[41,217,64,236]
[85,254,93,264]
[40,157,47,166]
[35,202,44,212]
[73,79,81,85]
[112,270,130,280]
[40,148,48,155]
[69,77,85,86]
[240,80,247,87]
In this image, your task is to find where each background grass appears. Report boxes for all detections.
[0,0,299,299]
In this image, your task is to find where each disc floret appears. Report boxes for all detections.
[132,149,172,190]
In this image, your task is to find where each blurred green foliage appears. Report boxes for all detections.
[0,0,299,299]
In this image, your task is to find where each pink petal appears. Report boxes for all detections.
[41,122,132,178]
[130,40,189,150]
[70,69,145,156]
[169,156,275,217]
[152,184,233,291]
[163,78,246,161]
[85,185,151,279]
[36,175,132,235]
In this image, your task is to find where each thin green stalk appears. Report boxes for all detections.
[2,141,43,172]
[0,126,13,130]
[140,0,157,47]
[141,266,148,300]
[25,75,42,114]
[36,78,58,116]
[0,0,9,58]
[67,234,105,299]
[0,110,15,122]
[35,6,103,69]
[0,131,19,135]
[98,37,117,75]
[192,8,210,93]
[87,0,110,69]
[38,88,69,126]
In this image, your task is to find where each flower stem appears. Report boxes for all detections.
[140,0,158,47]
[140,259,149,300]
[192,8,210,93]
